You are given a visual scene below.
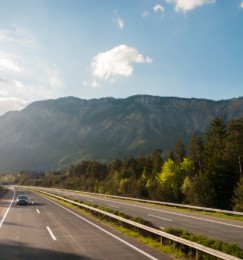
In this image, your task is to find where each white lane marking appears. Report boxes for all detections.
[46,226,57,241]
[43,196,158,260]
[36,209,40,214]
[0,189,15,228]
[108,204,119,209]
[148,214,172,222]
[76,196,243,229]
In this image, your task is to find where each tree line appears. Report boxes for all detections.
[3,117,243,211]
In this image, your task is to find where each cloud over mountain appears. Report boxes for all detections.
[166,0,216,12]
[91,45,152,84]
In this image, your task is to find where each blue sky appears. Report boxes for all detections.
[0,0,243,115]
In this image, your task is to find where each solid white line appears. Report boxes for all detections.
[0,189,15,228]
[43,196,158,260]
[36,209,40,214]
[148,214,172,222]
[108,204,119,209]
[46,226,57,240]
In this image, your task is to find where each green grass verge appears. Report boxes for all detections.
[195,211,243,222]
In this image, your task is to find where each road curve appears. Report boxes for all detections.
[37,187,243,249]
[0,188,170,260]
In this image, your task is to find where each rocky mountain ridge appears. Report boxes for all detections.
[0,95,242,173]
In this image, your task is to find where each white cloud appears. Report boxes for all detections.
[12,80,24,89]
[166,0,216,12]
[0,97,27,116]
[240,2,243,8]
[153,4,165,13]
[0,25,65,114]
[115,16,125,29]
[0,78,27,99]
[26,60,64,91]
[142,11,149,18]
[83,79,102,88]
[0,89,8,96]
[91,45,152,81]
[0,58,22,73]
[0,29,11,42]
[83,80,88,86]
[0,80,9,96]
[0,25,37,47]
[146,56,153,63]
[45,64,63,89]
[113,11,125,29]
[91,80,101,88]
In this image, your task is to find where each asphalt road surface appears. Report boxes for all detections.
[0,188,171,260]
[38,187,243,249]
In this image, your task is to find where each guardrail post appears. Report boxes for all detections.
[195,249,201,260]
[160,236,163,245]
[160,236,169,246]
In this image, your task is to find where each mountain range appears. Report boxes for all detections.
[0,95,243,173]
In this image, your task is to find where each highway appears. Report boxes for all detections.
[37,187,243,249]
[0,188,170,260]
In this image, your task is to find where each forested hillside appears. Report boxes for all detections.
[4,117,243,211]
[0,95,243,172]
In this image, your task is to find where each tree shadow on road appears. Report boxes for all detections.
[0,241,96,260]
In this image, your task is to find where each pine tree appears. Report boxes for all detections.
[225,118,243,177]
[204,117,233,209]
[175,138,186,164]
[189,134,205,175]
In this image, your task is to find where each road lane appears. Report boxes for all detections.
[39,187,243,248]
[0,189,58,260]
[0,189,170,260]
[36,191,165,260]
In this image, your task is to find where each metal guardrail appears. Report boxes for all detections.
[32,188,241,260]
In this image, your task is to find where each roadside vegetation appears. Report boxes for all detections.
[1,117,243,212]
[0,185,8,198]
[165,228,243,259]
[193,210,243,222]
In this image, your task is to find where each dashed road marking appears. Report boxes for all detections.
[46,226,57,240]
[148,214,172,222]
[108,204,119,209]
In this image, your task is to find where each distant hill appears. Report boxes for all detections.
[0,95,243,173]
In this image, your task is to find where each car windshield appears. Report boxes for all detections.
[18,195,27,199]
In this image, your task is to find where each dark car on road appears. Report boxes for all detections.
[16,194,29,205]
